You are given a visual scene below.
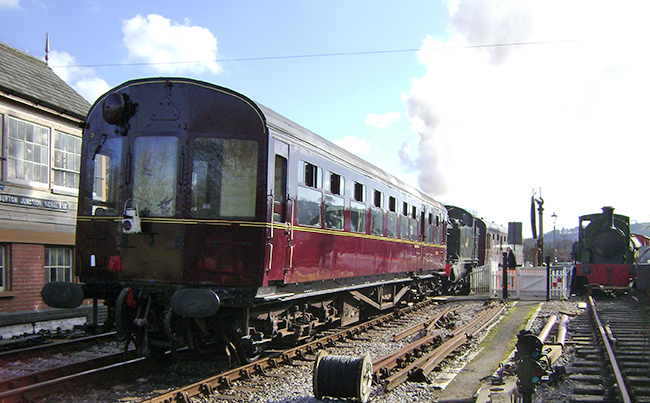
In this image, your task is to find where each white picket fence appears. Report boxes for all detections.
[469,262,573,300]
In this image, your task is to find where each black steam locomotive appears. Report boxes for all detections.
[573,206,636,291]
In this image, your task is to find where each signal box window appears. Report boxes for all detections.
[191,138,258,219]
[45,247,72,283]
[7,117,49,185]
[0,116,3,180]
[53,131,82,190]
[0,245,6,292]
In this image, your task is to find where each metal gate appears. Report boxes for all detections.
[470,263,572,300]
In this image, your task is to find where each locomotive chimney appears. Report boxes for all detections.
[601,206,615,228]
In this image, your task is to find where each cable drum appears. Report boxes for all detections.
[313,351,373,403]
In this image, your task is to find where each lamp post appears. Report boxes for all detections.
[551,212,557,263]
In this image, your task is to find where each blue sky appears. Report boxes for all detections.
[1,0,649,234]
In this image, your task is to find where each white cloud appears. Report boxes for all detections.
[122,14,222,75]
[49,50,109,103]
[403,0,650,229]
[74,77,110,104]
[365,111,401,128]
[333,136,372,155]
[0,0,20,9]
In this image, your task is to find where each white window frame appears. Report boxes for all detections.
[44,247,73,283]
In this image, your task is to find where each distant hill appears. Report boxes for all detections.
[535,222,650,243]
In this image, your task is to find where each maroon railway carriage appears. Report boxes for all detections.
[42,78,447,359]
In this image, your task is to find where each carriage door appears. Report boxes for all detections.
[267,140,291,280]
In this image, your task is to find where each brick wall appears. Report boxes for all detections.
[2,243,47,312]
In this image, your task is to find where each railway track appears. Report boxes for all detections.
[0,298,502,402]
[0,299,437,403]
[567,293,650,403]
[375,302,505,392]
[142,299,504,403]
[0,332,147,403]
[0,332,116,367]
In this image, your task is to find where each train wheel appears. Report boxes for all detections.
[115,287,137,343]
[572,276,588,295]
[459,280,471,296]
[235,336,263,364]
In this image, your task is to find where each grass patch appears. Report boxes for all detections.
[477,301,542,363]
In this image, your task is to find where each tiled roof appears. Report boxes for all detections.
[0,42,90,120]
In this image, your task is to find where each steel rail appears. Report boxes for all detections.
[0,332,116,367]
[379,303,505,391]
[587,295,632,403]
[392,306,452,342]
[0,350,138,394]
[142,298,437,403]
[373,330,443,376]
[0,354,148,403]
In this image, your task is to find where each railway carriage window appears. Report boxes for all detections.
[400,217,410,240]
[354,182,365,202]
[409,206,418,241]
[387,197,397,237]
[400,203,409,239]
[134,137,178,217]
[373,190,382,208]
[324,194,344,230]
[296,186,322,227]
[410,217,418,241]
[370,207,383,235]
[330,172,343,195]
[350,200,366,233]
[274,155,287,222]
[91,137,122,216]
[387,211,398,238]
[427,213,434,244]
[191,138,258,219]
[303,162,322,188]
